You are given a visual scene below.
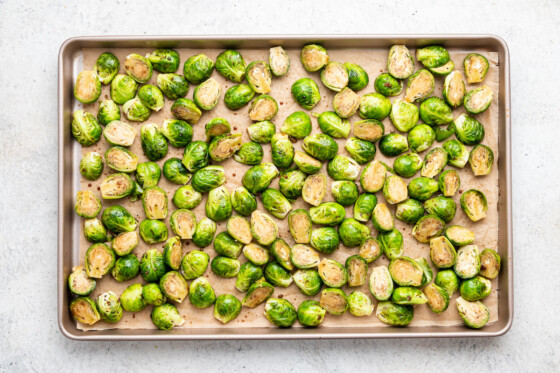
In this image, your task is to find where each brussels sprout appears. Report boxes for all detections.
[347,291,374,316]
[264,261,293,287]
[408,124,436,153]
[163,159,191,186]
[300,44,329,72]
[443,226,474,249]
[120,283,147,312]
[160,271,189,303]
[464,53,489,84]
[460,275,492,302]
[70,297,100,325]
[157,73,189,99]
[111,254,140,282]
[264,241,291,273]
[412,215,445,243]
[75,190,101,218]
[309,202,346,227]
[110,74,138,104]
[292,269,322,296]
[344,137,375,166]
[140,123,167,161]
[235,262,263,292]
[181,53,214,84]
[395,199,424,224]
[137,85,164,113]
[71,110,102,146]
[158,121,192,149]
[151,303,184,330]
[456,297,490,329]
[415,257,434,286]
[317,258,347,288]
[129,181,147,205]
[420,148,447,178]
[388,257,424,287]
[188,277,216,308]
[269,46,290,76]
[123,53,152,83]
[193,78,221,111]
[104,146,138,173]
[383,175,409,205]
[223,84,255,110]
[213,231,243,259]
[339,62,368,92]
[358,93,391,121]
[302,134,338,161]
[134,163,159,189]
[214,294,242,324]
[469,144,494,176]
[332,87,360,118]
[224,217,252,246]
[139,219,168,244]
[285,210,311,245]
[387,45,414,79]
[330,181,358,206]
[281,111,312,139]
[318,288,348,316]
[320,61,348,91]
[208,133,243,163]
[298,300,326,327]
[393,153,422,178]
[379,133,409,157]
[97,100,120,127]
[74,70,101,104]
[378,228,404,260]
[192,165,226,193]
[191,218,217,249]
[233,142,263,166]
[407,177,438,201]
[418,97,453,126]
[141,187,167,220]
[215,50,246,83]
[291,78,321,110]
[455,113,486,146]
[435,172,460,200]
[429,236,457,269]
[294,151,322,174]
[441,140,468,169]
[387,103,418,137]
[327,155,361,181]
[307,227,338,254]
[142,284,167,306]
[123,97,151,122]
[416,45,450,69]
[454,245,481,279]
[460,189,488,222]
[102,120,136,147]
[435,123,456,142]
[251,210,278,246]
[424,196,456,223]
[339,218,371,247]
[271,133,295,169]
[242,163,279,194]
[97,169,130,198]
[79,152,104,181]
[278,170,306,200]
[376,301,414,326]
[161,237,183,271]
[373,74,403,100]
[392,287,428,305]
[146,49,179,73]
[353,193,377,223]
[264,298,297,327]
[291,244,321,269]
[356,238,381,264]
[68,266,96,296]
[369,266,393,301]
[423,283,450,313]
[94,52,120,85]
[435,269,460,297]
[345,255,368,287]
[480,249,501,280]
[243,280,275,308]
[429,60,455,76]
[181,250,210,279]
[248,95,278,121]
[101,205,137,233]
[443,71,466,108]
[372,203,394,232]
[246,61,272,94]
[246,121,275,145]
[231,187,258,217]
[205,186,233,222]
[359,161,385,194]
[182,141,209,174]
[404,69,434,103]
[171,186,201,210]
[171,98,202,124]
[170,209,196,240]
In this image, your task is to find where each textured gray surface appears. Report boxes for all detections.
[0,0,558,371]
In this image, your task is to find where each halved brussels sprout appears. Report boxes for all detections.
[100,173,134,200]
[293,269,322,296]
[309,202,345,227]
[70,297,100,325]
[140,123,167,161]
[416,45,450,69]
[215,50,246,83]
[407,176,438,201]
[213,231,243,259]
[111,254,140,282]
[298,300,326,327]
[460,189,488,222]
[101,205,137,233]
[375,73,404,98]
[419,97,453,126]
[456,297,490,329]
[404,69,434,103]
[191,218,217,249]
[172,185,201,210]
[139,249,166,283]
[246,61,272,94]
[68,266,96,296]
[234,142,263,165]
[454,245,481,279]
[320,288,348,315]
[110,74,138,104]
[417,257,434,286]
[354,193,377,223]
[387,45,414,79]
[388,99,418,133]
[463,53,489,84]
[360,160,387,193]
[105,146,138,173]
[429,60,455,76]
[378,228,404,260]
[138,84,164,112]
[160,271,189,303]
[333,87,360,118]
[264,262,292,287]
[181,250,210,279]
[120,284,147,312]
[339,218,371,247]
[318,259,347,288]
[160,119,193,148]
[475,249,500,281]
[408,124,435,153]
[162,236,183,270]
[424,283,450,313]
[271,238,294,271]
[372,203,394,233]
[97,100,121,126]
[331,181,359,206]
[301,44,328,72]
[193,78,222,111]
[141,187,167,220]
[247,120,276,144]
[424,195,456,223]
[170,209,197,240]
[124,53,152,83]
[189,277,216,308]
[192,165,225,193]
[291,78,321,110]
[102,120,136,147]
[111,231,138,257]
[243,243,270,266]
[151,303,184,330]
[265,298,297,327]
[84,243,115,279]
[171,98,202,124]
[139,219,168,244]
[278,170,306,200]
[243,280,275,308]
[303,134,338,161]
[469,144,494,176]
[74,70,101,104]
[183,53,215,84]
[287,209,311,244]
[291,244,321,269]
[429,236,457,269]
[343,62,369,91]
[95,52,119,84]
[383,175,409,204]
[327,155,361,181]
[460,276,492,301]
[294,151,322,174]
[80,152,104,181]
[182,141,209,173]
[388,257,424,287]
[310,227,340,254]
[438,169,461,197]
[205,186,232,222]
[71,110,102,146]
[231,187,258,217]
[393,153,422,178]
[242,163,279,194]
[271,133,295,169]
[359,237,382,263]
[445,225,475,247]
[359,93,391,121]
[147,49,179,73]
[320,61,348,91]
[224,84,255,110]
[443,71,466,108]
[248,95,278,121]
[163,158,191,185]
[346,255,368,287]
[454,113,485,146]
[379,133,409,157]
[209,133,243,162]
[214,294,242,324]
[369,266,393,301]
[435,123,456,142]
[135,162,160,189]
[421,147,448,178]
[435,269,460,297]
[395,199,424,224]
[225,216,253,245]
[412,215,445,243]
[281,111,312,139]
[442,139,468,168]
[269,46,290,76]
[131,182,144,204]
[75,190,101,218]
[251,210,278,246]
[345,137,376,165]
[157,73,189,99]
[235,262,263,292]
[142,283,166,306]
[392,287,428,305]
[347,291,374,316]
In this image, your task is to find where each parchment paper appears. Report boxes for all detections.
[76,46,500,331]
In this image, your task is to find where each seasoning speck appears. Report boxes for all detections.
[88,183,92,187]
[96,186,100,190]
[278,294,284,298]
[233,126,237,130]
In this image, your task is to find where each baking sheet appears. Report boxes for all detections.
[75,46,499,331]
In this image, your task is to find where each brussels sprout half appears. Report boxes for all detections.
[242,163,279,194]
[224,84,255,110]
[205,186,233,222]
[389,99,419,133]
[298,300,327,327]
[293,269,322,296]
[75,190,101,218]
[161,119,193,148]
[460,276,492,302]
[105,146,138,173]
[214,294,242,324]
[281,111,312,139]
[142,283,166,306]
[327,155,361,181]
[68,266,96,296]
[339,218,370,247]
[421,147,448,178]
[353,193,377,223]
[95,52,120,85]
[331,181,359,206]
[226,215,253,245]
[95,291,123,323]
[271,133,295,169]
[215,50,246,83]
[454,245,481,279]
[170,209,197,240]
[383,175,408,204]
[248,95,278,122]
[100,173,134,200]
[138,84,164,112]
[333,87,360,119]
[111,254,140,282]
[348,291,374,317]
[424,196,456,223]
[181,250,210,279]
[97,99,121,125]
[291,78,321,110]
[359,93,392,121]
[80,152,104,181]
[435,269,460,297]
[310,202,346,227]
[372,203,394,233]
[379,133,409,157]
[141,187,168,220]
[445,225,475,247]
[140,123,168,161]
[213,231,243,259]
[378,228,404,260]
[193,78,222,111]
[456,297,490,329]
[234,142,263,165]
[443,71,466,108]
[72,110,102,146]
[369,266,394,301]
[102,205,137,233]
[480,248,501,279]
[438,169,461,197]
[103,120,136,147]
[209,133,243,162]
[264,262,292,287]
[419,97,453,126]
[394,153,422,178]
[84,243,115,279]
[392,287,428,305]
[189,277,216,308]
[344,62,369,91]
[70,297,101,325]
[387,45,414,79]
[146,49,180,73]
[318,259,348,288]
[354,119,386,142]
[124,53,153,83]
[454,113,485,146]
[469,144,494,176]
[160,271,189,303]
[265,298,297,327]
[460,189,488,222]
[235,262,263,292]
[408,124,435,153]
[416,45,450,69]
[269,46,290,76]
[243,281,275,308]
[320,61,349,92]
[251,210,278,246]
[429,236,457,269]
[191,218,217,249]
[192,165,225,193]
[346,255,368,287]
[247,120,276,144]
[407,177,438,201]
[388,257,424,287]
[359,237,382,263]
[270,239,294,271]
[163,236,183,270]
[303,134,338,161]
[139,219,168,244]
[278,170,306,200]
[74,70,101,104]
[288,243,320,270]
[464,53,489,84]
[404,69,434,103]
[412,215,445,243]
[301,44,329,72]
[360,160,387,193]
[246,61,272,94]
[83,218,108,244]
[183,53,215,84]
[182,141,209,173]
[110,74,138,105]
[244,243,270,266]
[395,199,424,224]
[157,73,189,99]
[424,283,450,313]
[294,151,322,174]
[320,288,348,315]
[310,227,340,254]
[231,187,258,217]
[151,304,184,330]
[171,98,202,124]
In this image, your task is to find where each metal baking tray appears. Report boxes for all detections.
[58,35,512,340]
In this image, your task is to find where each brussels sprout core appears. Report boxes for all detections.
[243,281,274,308]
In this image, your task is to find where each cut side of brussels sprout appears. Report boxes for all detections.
[360,160,387,193]
[383,175,408,204]
[243,243,270,266]
[464,85,493,114]
[424,283,450,313]
[445,225,475,247]
[372,203,394,233]
[387,45,414,79]
[321,61,349,91]
[443,71,466,108]
[111,231,138,257]
[454,245,481,279]
[226,216,253,245]
[170,209,196,240]
[388,257,423,287]
[438,169,461,197]
[318,259,348,288]
[320,288,348,315]
[124,53,153,83]
[141,187,168,220]
[243,281,274,308]
[469,144,494,176]
[209,133,243,162]
[251,210,278,246]
[100,173,134,200]
[68,266,96,296]
[333,87,360,118]
[75,190,101,218]
[429,236,457,269]
[163,236,183,270]
[294,151,322,174]
[105,146,138,173]
[270,239,294,271]
[310,227,340,254]
[248,95,278,122]
[160,271,189,303]
[456,297,490,329]
[103,120,136,147]
[85,243,115,279]
[479,248,501,279]
[181,250,210,279]
[74,70,101,104]
[346,255,368,287]
[347,291,374,316]
[404,69,434,103]
[288,209,312,244]
[353,120,384,143]
[302,174,326,206]
[269,46,290,76]
[392,287,428,305]
[291,78,321,110]
[171,98,202,124]
[359,237,382,263]
[460,189,488,222]
[429,60,454,76]
[301,44,329,72]
[412,215,445,243]
[421,147,448,178]
[70,297,101,325]
[291,244,321,269]
[246,61,272,94]
[369,266,393,301]
[193,78,222,111]
[293,270,322,296]
[463,53,489,84]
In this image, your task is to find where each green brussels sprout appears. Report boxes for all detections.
[234,142,263,166]
[142,283,167,306]
[378,228,404,260]
[415,257,434,286]
[224,84,255,110]
[435,269,460,297]
[192,218,217,248]
[293,269,322,296]
[103,120,136,147]
[271,133,295,169]
[242,163,279,194]
[131,181,144,202]
[160,119,193,148]
[291,244,321,269]
[347,291,374,316]
[172,185,201,210]
[123,53,152,83]
[374,73,403,96]
[189,277,216,308]
[160,271,189,303]
[327,155,361,181]
[297,300,326,327]
[388,99,418,133]
[209,133,243,162]
[281,111,312,139]
[379,133,409,157]
[344,62,369,91]
[157,73,189,99]
[445,225,475,247]
[181,250,210,279]
[139,219,168,244]
[388,257,424,287]
[214,294,242,324]
[171,98,202,124]
[429,236,457,269]
[480,248,501,279]
[123,98,151,122]
[416,45,450,69]
[442,139,468,168]
[460,275,492,302]
[75,190,101,218]
[247,120,276,144]
[469,144,494,176]
[419,97,453,126]
[429,60,455,76]
[101,205,137,233]
[264,261,293,287]
[146,49,180,73]
[387,45,414,79]
[404,69,434,103]
[456,297,490,329]
[97,100,121,126]
[141,186,168,220]
[294,151,322,174]
[251,210,278,246]
[360,160,387,193]
[443,71,466,108]
[270,239,294,271]
[421,147,448,178]
[359,237,383,263]
[110,74,138,104]
[412,215,445,243]
[163,158,191,185]
[424,283,450,313]
[69,297,100,325]
[376,301,414,326]
[303,134,338,161]
[192,165,225,193]
[460,189,488,222]
[354,193,377,222]
[345,137,377,165]
[243,280,275,308]
[226,216,253,245]
[310,227,340,254]
[291,78,321,110]
[463,53,489,84]
[331,181,359,206]
[100,173,135,200]
[318,258,347,288]
[407,177,438,201]
[339,218,371,247]
[170,209,197,239]
[203,118,230,142]
[438,169,461,197]
[369,266,393,301]
[111,230,138,257]
[121,283,147,312]
[151,303,184,330]
[359,93,392,120]
[214,231,243,259]
[408,124,435,153]
[74,70,101,104]
[454,114,485,146]
[71,110,102,146]
[231,187,258,217]
[183,53,215,84]
[372,203,394,233]
[182,141,209,173]
[395,199,424,224]
[435,123,457,143]
[286,209,311,244]
[68,266,96,296]
[111,254,140,282]
[269,46,290,76]
[392,287,428,305]
[215,50,246,83]
[137,84,164,112]
[246,61,272,94]
[333,87,360,118]
[309,202,346,227]
[393,153,422,178]
[205,185,233,222]
[140,123,167,161]
[193,78,222,111]
[320,288,348,315]
[320,61,349,91]
[264,298,297,327]
[424,196,456,223]
[235,262,263,292]
[346,255,368,287]
[248,95,278,121]
[105,146,138,173]
[135,162,160,189]
[163,236,183,270]
[279,170,306,200]
[301,44,329,71]
[383,175,409,204]
[95,52,120,85]
[454,245,481,279]
[79,152,104,181]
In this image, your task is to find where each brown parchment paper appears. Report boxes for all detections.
[76,46,499,331]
